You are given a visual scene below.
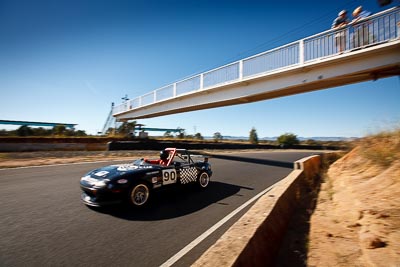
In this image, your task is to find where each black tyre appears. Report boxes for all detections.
[128,183,150,207]
[197,172,210,189]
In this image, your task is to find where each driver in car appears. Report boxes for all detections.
[144,150,169,165]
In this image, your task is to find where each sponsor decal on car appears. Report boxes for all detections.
[94,171,109,177]
[116,165,138,171]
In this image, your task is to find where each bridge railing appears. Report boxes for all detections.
[113,6,399,116]
[305,6,400,61]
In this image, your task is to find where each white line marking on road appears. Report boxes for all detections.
[160,184,274,267]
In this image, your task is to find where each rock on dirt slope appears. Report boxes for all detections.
[308,131,400,267]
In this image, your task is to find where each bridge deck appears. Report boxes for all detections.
[114,7,400,121]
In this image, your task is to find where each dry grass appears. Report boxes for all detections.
[358,129,400,167]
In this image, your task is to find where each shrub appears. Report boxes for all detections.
[249,127,258,144]
[277,133,299,147]
[359,129,400,167]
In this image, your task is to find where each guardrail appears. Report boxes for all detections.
[113,7,400,115]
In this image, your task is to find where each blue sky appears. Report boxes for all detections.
[1,0,399,137]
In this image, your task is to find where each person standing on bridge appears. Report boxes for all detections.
[351,6,372,48]
[332,10,349,53]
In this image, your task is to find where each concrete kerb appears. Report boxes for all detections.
[193,155,321,267]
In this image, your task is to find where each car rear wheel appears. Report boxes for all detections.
[128,183,150,207]
[198,172,210,189]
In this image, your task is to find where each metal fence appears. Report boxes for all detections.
[114,7,399,115]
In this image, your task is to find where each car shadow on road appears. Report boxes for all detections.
[208,154,294,169]
[90,181,254,221]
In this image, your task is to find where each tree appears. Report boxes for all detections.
[194,132,204,140]
[53,125,66,136]
[74,130,87,136]
[177,130,185,139]
[16,125,33,136]
[163,131,173,138]
[33,127,51,136]
[213,132,223,142]
[0,129,9,136]
[105,127,115,136]
[249,127,259,144]
[117,121,136,136]
[277,133,299,147]
[2,126,86,137]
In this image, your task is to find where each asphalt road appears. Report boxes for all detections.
[0,151,318,266]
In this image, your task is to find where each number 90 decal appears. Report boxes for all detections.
[162,169,177,185]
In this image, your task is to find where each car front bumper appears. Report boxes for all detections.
[80,183,126,207]
[80,192,123,207]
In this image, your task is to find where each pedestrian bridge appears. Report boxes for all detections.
[113,7,400,121]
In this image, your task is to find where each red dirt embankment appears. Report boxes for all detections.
[308,132,400,266]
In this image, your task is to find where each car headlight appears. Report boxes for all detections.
[93,179,110,188]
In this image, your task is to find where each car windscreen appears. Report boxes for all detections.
[132,159,151,166]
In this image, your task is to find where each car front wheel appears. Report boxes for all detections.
[129,183,150,207]
[198,172,210,189]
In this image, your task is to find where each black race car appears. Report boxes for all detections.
[80,148,212,207]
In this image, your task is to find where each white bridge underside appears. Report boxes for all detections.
[116,41,400,120]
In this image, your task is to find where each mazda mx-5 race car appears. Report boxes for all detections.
[80,148,212,207]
